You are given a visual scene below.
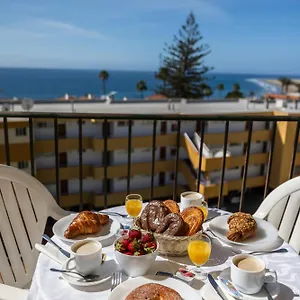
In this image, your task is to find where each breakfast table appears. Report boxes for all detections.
[27,206,300,300]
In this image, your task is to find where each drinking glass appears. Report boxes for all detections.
[199,200,208,220]
[188,234,211,280]
[125,194,143,218]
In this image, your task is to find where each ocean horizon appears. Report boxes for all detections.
[0,67,296,100]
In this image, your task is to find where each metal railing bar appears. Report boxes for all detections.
[263,121,277,199]
[78,118,83,211]
[173,120,181,201]
[239,121,253,212]
[29,118,35,176]
[103,119,108,208]
[150,120,157,200]
[127,120,132,195]
[3,117,10,166]
[54,117,60,204]
[289,121,300,179]
[196,121,205,192]
[218,121,229,208]
[1,112,300,122]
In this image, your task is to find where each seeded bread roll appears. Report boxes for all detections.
[227,212,257,242]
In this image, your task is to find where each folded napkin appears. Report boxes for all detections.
[35,243,69,265]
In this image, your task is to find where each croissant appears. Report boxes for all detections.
[227,212,257,242]
[64,211,106,239]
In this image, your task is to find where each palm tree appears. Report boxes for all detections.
[233,83,240,91]
[285,78,292,93]
[204,87,213,99]
[98,70,109,96]
[155,67,169,94]
[278,77,288,94]
[136,80,148,98]
[249,91,255,97]
[216,83,224,98]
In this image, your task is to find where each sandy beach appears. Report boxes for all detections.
[263,79,300,93]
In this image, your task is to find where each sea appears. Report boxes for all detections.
[0,68,287,101]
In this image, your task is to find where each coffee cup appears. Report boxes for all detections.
[231,254,277,294]
[70,239,102,275]
[180,191,204,211]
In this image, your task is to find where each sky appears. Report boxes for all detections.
[0,0,299,74]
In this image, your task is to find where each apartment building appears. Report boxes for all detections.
[0,97,298,208]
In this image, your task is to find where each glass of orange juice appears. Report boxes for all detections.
[199,200,208,220]
[188,235,211,280]
[125,194,143,219]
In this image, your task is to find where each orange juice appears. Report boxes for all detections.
[125,200,142,217]
[188,240,211,266]
[199,206,208,219]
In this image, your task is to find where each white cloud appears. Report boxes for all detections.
[36,19,106,39]
[0,18,107,40]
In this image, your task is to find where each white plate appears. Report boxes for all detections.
[209,216,278,250]
[109,275,199,300]
[61,257,119,287]
[201,268,279,300]
[53,213,120,243]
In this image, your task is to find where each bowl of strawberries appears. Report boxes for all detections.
[114,229,159,277]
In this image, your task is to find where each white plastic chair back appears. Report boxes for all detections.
[0,165,68,288]
[254,176,300,253]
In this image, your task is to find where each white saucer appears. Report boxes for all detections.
[201,268,280,300]
[61,257,119,287]
[109,275,200,300]
[53,214,120,243]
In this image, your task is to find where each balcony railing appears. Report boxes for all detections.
[1,111,300,213]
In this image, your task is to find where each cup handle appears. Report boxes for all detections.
[265,269,277,284]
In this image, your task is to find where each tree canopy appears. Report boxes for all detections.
[156,12,213,99]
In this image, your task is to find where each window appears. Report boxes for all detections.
[15,127,27,136]
[77,120,86,124]
[60,180,68,195]
[118,121,128,127]
[59,153,67,167]
[170,172,175,180]
[171,123,178,132]
[37,122,47,128]
[18,161,29,169]
[170,148,177,156]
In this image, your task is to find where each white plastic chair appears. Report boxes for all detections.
[254,176,300,253]
[0,165,69,299]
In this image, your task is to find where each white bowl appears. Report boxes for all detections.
[113,236,159,277]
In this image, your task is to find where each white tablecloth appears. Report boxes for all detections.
[27,207,300,300]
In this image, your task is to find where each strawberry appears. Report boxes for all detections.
[121,238,130,250]
[141,232,154,243]
[128,229,142,241]
[124,251,133,256]
[143,242,157,253]
[128,240,141,253]
[115,241,126,253]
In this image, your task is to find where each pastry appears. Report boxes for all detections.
[227,212,257,242]
[64,211,106,239]
[180,207,204,236]
[155,213,185,236]
[163,200,180,214]
[98,214,109,225]
[125,283,183,300]
[140,201,168,232]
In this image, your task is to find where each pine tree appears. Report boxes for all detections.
[157,12,213,98]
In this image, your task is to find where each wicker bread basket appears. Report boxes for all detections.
[134,217,202,257]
